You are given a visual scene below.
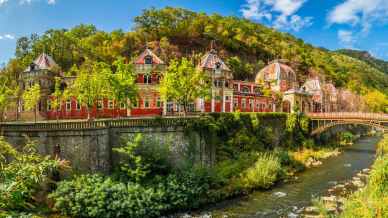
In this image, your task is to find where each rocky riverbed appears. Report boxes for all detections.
[302,167,371,217]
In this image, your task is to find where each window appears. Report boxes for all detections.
[66,100,71,111]
[144,98,150,108]
[242,87,250,93]
[242,98,246,108]
[76,101,81,111]
[215,62,222,70]
[187,103,195,112]
[132,100,138,108]
[225,96,230,101]
[233,84,239,91]
[167,102,174,112]
[156,97,161,108]
[120,103,126,109]
[47,100,52,111]
[156,75,161,83]
[214,80,224,87]
[234,98,238,108]
[97,100,103,110]
[108,100,114,109]
[144,75,152,84]
[144,55,153,64]
[249,99,253,110]
[254,87,261,95]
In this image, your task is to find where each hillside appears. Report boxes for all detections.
[3,7,388,96]
[337,49,388,75]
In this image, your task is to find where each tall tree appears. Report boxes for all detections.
[108,58,138,117]
[0,76,14,122]
[22,84,41,123]
[159,58,210,115]
[69,61,110,120]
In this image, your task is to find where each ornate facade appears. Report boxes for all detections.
[5,48,345,121]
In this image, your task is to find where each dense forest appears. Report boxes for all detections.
[337,49,388,75]
[1,7,388,99]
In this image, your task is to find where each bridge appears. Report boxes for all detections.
[308,112,388,135]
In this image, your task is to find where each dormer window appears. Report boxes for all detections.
[144,55,153,65]
[30,63,36,71]
[215,62,221,69]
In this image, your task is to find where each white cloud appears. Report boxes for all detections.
[328,0,388,33]
[241,0,312,31]
[0,34,15,40]
[338,30,356,47]
[1,0,56,6]
[0,0,9,6]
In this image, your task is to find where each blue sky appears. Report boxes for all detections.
[1,0,388,64]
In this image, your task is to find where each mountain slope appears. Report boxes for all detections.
[337,49,388,75]
[5,7,388,96]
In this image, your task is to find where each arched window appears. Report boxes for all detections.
[144,55,153,64]
[242,87,250,93]
[282,100,291,113]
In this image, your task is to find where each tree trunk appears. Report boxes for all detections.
[87,107,91,121]
[183,102,187,117]
[34,106,37,123]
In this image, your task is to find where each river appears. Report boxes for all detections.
[206,136,381,218]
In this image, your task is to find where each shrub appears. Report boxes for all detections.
[113,134,173,183]
[0,138,65,211]
[50,175,165,218]
[155,169,212,211]
[239,153,282,189]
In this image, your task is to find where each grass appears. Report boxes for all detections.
[338,135,388,218]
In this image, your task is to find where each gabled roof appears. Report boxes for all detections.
[134,48,165,65]
[199,49,230,71]
[25,53,58,72]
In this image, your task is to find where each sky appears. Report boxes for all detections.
[1,0,388,64]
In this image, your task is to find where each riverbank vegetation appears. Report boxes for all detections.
[337,135,388,218]
[0,113,369,217]
[0,137,68,217]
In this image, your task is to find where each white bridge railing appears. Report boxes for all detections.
[307,112,388,122]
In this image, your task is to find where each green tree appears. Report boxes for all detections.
[0,137,66,211]
[69,61,110,120]
[22,84,41,123]
[0,77,13,122]
[108,58,138,117]
[363,89,388,113]
[51,77,67,122]
[159,58,210,115]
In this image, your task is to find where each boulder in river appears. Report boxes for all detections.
[273,191,287,198]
